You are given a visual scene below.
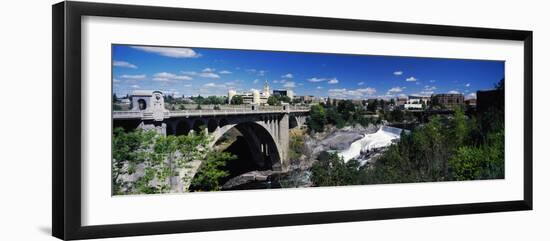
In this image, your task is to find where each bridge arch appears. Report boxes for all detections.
[192,119,205,133]
[175,120,191,135]
[207,118,218,133]
[211,121,281,171]
[289,115,298,129]
[219,118,229,127]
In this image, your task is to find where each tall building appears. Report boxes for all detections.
[409,95,431,105]
[432,93,464,109]
[262,80,271,98]
[228,81,272,105]
[272,89,294,100]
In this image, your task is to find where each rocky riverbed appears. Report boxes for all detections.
[222,124,386,190]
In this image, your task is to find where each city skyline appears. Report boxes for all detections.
[112,45,504,100]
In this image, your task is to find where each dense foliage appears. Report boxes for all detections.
[230,95,244,105]
[267,95,292,106]
[288,129,306,161]
[112,127,235,194]
[311,80,505,186]
[190,151,236,191]
[191,95,227,105]
[311,152,362,186]
[311,106,504,186]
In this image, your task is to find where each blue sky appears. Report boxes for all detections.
[112,45,504,100]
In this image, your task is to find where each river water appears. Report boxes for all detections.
[224,125,404,190]
[337,126,403,165]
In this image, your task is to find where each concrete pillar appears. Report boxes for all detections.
[269,116,274,137]
[279,113,289,171]
[276,116,280,140]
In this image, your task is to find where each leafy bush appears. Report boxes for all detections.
[190,151,236,191]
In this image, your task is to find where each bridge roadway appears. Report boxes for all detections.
[113,105,310,120]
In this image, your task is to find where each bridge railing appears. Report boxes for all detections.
[112,111,143,118]
[113,105,310,119]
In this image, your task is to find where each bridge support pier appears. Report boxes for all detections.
[278,113,289,171]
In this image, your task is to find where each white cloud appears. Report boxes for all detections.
[184,84,192,87]
[316,86,323,89]
[466,92,477,99]
[328,89,348,99]
[113,60,137,69]
[120,74,146,80]
[327,78,339,84]
[152,72,192,82]
[328,87,376,99]
[387,87,404,94]
[308,77,326,83]
[181,71,198,75]
[180,70,220,79]
[202,68,215,72]
[224,81,239,86]
[357,81,365,86]
[283,81,296,88]
[281,73,293,79]
[130,84,140,89]
[429,80,436,83]
[132,46,200,58]
[448,90,461,94]
[273,79,288,84]
[246,69,266,76]
[219,70,232,74]
[113,78,121,83]
[394,71,403,76]
[203,82,226,88]
[406,76,417,82]
[199,72,220,79]
[466,83,471,87]
[253,79,259,84]
[358,88,377,95]
[200,82,228,96]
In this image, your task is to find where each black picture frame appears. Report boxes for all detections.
[52,1,533,240]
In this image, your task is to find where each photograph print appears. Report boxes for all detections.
[111,44,505,195]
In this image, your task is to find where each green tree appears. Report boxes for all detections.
[267,96,280,106]
[190,151,236,191]
[112,128,212,195]
[112,127,157,194]
[230,95,244,105]
[325,107,345,128]
[311,152,362,187]
[337,100,356,122]
[307,105,326,132]
[389,108,404,122]
[288,131,305,160]
[279,95,291,103]
[452,107,468,146]
[367,99,378,112]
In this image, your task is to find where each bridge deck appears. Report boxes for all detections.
[113,107,310,120]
